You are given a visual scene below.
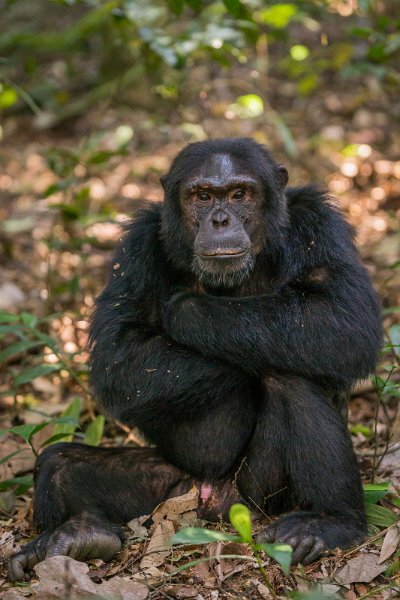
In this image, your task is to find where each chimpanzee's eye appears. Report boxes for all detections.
[197,192,212,201]
[232,189,245,199]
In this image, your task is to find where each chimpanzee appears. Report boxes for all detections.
[8,138,381,581]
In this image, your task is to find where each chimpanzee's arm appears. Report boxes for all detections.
[89,205,249,430]
[163,199,382,388]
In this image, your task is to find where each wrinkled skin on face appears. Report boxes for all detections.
[179,153,287,288]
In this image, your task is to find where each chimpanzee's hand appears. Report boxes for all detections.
[256,511,366,565]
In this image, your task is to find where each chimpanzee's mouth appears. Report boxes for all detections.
[198,249,246,258]
[192,250,255,287]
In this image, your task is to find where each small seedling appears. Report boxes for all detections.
[172,502,292,598]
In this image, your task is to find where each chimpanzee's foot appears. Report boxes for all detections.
[7,512,123,582]
[256,511,366,565]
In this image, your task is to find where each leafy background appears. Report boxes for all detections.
[0,1,399,598]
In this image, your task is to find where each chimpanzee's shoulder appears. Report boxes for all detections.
[286,185,354,239]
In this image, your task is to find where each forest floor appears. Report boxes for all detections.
[0,66,400,599]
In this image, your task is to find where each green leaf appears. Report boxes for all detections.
[0,422,49,444]
[258,543,293,576]
[14,363,62,386]
[290,590,339,600]
[186,0,202,10]
[368,43,387,63]
[0,312,19,323]
[290,44,309,61]
[358,0,375,12]
[86,151,116,166]
[374,375,386,393]
[0,416,79,446]
[35,331,59,352]
[350,423,372,437]
[51,397,82,442]
[389,495,400,508]
[272,114,298,158]
[0,340,45,362]
[83,415,105,446]
[297,73,319,96]
[364,482,390,504]
[366,503,397,527]
[21,312,38,329]
[166,0,185,15]
[256,4,298,29]
[40,432,80,447]
[0,85,18,109]
[223,0,250,19]
[350,27,373,39]
[59,203,81,221]
[0,475,33,495]
[0,325,24,337]
[45,179,74,198]
[49,416,80,427]
[236,94,264,118]
[229,503,252,543]
[172,527,240,545]
[388,325,400,359]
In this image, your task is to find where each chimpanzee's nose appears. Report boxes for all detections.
[211,209,230,229]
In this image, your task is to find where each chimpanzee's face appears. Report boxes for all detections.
[179,153,266,288]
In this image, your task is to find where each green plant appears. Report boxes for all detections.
[0,305,105,498]
[0,397,105,494]
[44,129,131,224]
[371,322,400,482]
[364,482,399,528]
[2,0,398,127]
[0,310,86,395]
[172,503,292,598]
[0,415,78,494]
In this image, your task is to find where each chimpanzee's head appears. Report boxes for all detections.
[160,138,288,288]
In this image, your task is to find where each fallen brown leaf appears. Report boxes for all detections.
[35,556,148,600]
[250,578,273,599]
[0,491,15,514]
[191,559,216,587]
[378,524,400,564]
[0,590,29,600]
[163,584,199,598]
[0,439,34,481]
[1,556,148,600]
[335,554,387,585]
[137,566,164,587]
[127,517,148,539]
[151,486,199,528]
[140,519,175,569]
[0,532,19,561]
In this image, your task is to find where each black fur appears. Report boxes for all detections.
[8,138,382,580]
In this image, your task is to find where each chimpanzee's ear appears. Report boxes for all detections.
[275,164,289,189]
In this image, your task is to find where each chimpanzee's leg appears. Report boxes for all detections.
[7,443,190,582]
[8,382,258,583]
[237,376,366,564]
